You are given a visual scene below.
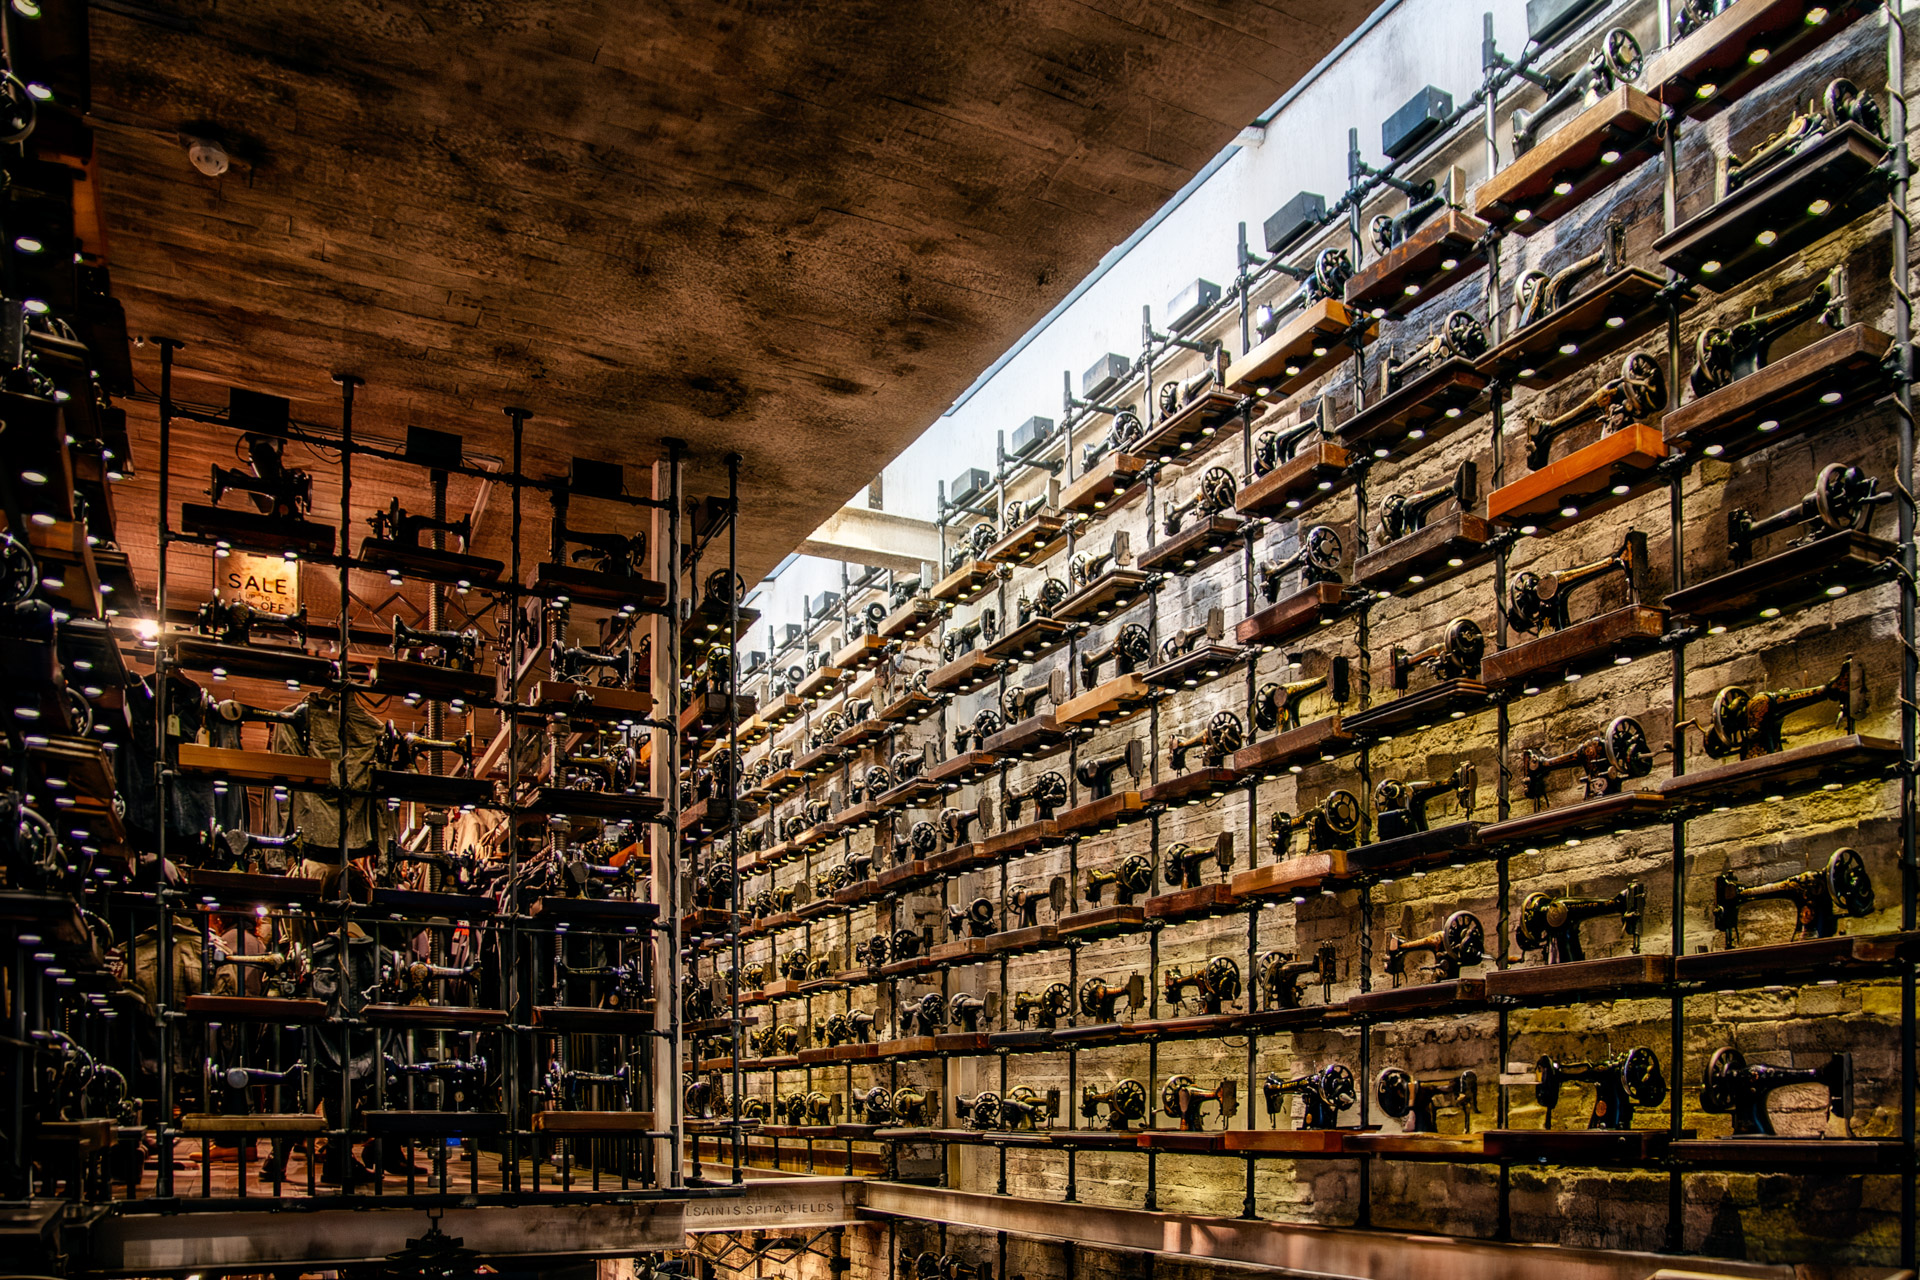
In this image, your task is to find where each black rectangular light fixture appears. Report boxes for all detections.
[950,467,990,508]
[1382,85,1453,159]
[1081,354,1130,400]
[1526,0,1604,44]
[1011,416,1055,458]
[1263,191,1326,255]
[1167,279,1221,333]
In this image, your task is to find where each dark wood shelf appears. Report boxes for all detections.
[525,784,661,821]
[1142,641,1245,692]
[1233,441,1352,519]
[533,1005,658,1034]
[1343,821,1483,878]
[1674,930,1920,989]
[1477,268,1680,391]
[1472,86,1661,232]
[1060,453,1149,516]
[1658,734,1900,810]
[1055,903,1148,940]
[180,503,336,558]
[1346,209,1491,320]
[1479,789,1673,852]
[1670,1137,1904,1170]
[984,614,1075,664]
[925,749,999,788]
[183,994,328,1023]
[1232,715,1358,778]
[1482,1129,1676,1162]
[1480,605,1669,694]
[1055,672,1153,728]
[1655,123,1888,292]
[1344,679,1492,740]
[931,559,999,606]
[1483,953,1671,1003]
[829,633,890,673]
[1661,324,1893,461]
[878,689,944,727]
[357,538,503,587]
[375,769,496,809]
[364,1003,506,1029]
[1335,359,1489,460]
[1352,512,1493,594]
[983,511,1072,568]
[1144,882,1241,923]
[1138,514,1246,577]
[1136,388,1246,463]
[1140,767,1243,810]
[1052,791,1147,836]
[1231,851,1346,901]
[172,638,335,686]
[927,649,1002,695]
[1347,977,1487,1016]
[527,562,667,612]
[879,599,943,642]
[1648,0,1874,118]
[1055,568,1152,626]
[983,712,1074,761]
[1234,583,1354,649]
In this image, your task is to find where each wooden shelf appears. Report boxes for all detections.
[1053,791,1147,836]
[1675,930,1920,988]
[177,742,333,788]
[1056,672,1152,728]
[1142,641,1245,692]
[878,689,944,727]
[1343,821,1483,878]
[1233,441,1352,519]
[1346,978,1486,1016]
[532,681,655,722]
[1352,512,1493,594]
[1136,389,1245,463]
[358,537,503,587]
[1485,424,1668,532]
[794,664,846,702]
[927,649,1001,695]
[1231,851,1345,901]
[1476,267,1678,391]
[1479,789,1673,852]
[931,559,999,606]
[1055,568,1152,626]
[879,598,942,642]
[1225,299,1375,398]
[1137,514,1245,577]
[1482,1129,1675,1162]
[1234,582,1353,649]
[1344,679,1491,740]
[527,561,667,612]
[525,783,660,821]
[1140,768,1243,810]
[1661,324,1893,461]
[1061,453,1149,515]
[1346,209,1491,320]
[983,614,1074,664]
[1670,1137,1905,1170]
[184,994,328,1023]
[1654,123,1888,292]
[1483,953,1671,1002]
[1657,734,1900,810]
[364,1003,507,1029]
[180,503,335,558]
[1335,360,1488,460]
[1472,87,1660,232]
[173,639,335,687]
[180,868,323,904]
[983,712,1072,761]
[1480,605,1669,694]
[1143,882,1241,924]
[925,749,999,788]
[983,511,1072,568]
[1232,716,1358,778]
[1648,0,1873,117]
[830,633,889,673]
[375,769,496,809]
[1055,903,1147,940]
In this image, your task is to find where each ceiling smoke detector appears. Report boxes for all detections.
[185,136,228,177]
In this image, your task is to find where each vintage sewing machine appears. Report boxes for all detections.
[196,598,308,647]
[1162,466,1239,537]
[1080,1078,1149,1131]
[775,1091,838,1127]
[553,732,638,793]
[1010,983,1072,1030]
[1158,346,1228,418]
[1257,944,1337,1009]
[1728,463,1888,566]
[1390,617,1484,691]
[905,819,941,858]
[1163,834,1234,890]
[207,942,307,998]
[1080,622,1152,684]
[1250,404,1331,478]
[209,433,312,522]
[1014,577,1069,627]
[1082,409,1147,472]
[941,610,996,663]
[1253,248,1353,342]
[208,695,311,750]
[1373,762,1477,841]
[550,640,636,687]
[748,1024,801,1058]
[947,520,999,574]
[1523,351,1665,471]
[1084,852,1154,905]
[209,1059,305,1101]
[1077,972,1146,1022]
[1533,1047,1665,1130]
[1726,78,1883,193]
[1162,955,1241,1015]
[552,514,647,580]
[1378,462,1476,545]
[1002,672,1060,724]
[1160,1075,1238,1132]
[1691,266,1845,398]
[374,958,480,1006]
[374,722,476,773]
[1268,790,1365,856]
[1522,714,1657,800]
[1516,881,1646,964]
[1258,525,1344,603]
[1368,166,1458,256]
[1509,26,1642,155]
[1254,656,1350,732]
[1381,310,1488,396]
[543,1062,629,1110]
[1167,711,1244,771]
[1712,847,1874,946]
[1068,532,1133,593]
[1002,770,1068,823]
[820,1010,876,1046]
[945,897,996,939]
[1009,876,1066,928]
[953,706,1005,755]
[368,497,472,552]
[1514,222,1625,330]
[197,823,306,875]
[849,1084,894,1125]
[1700,655,1852,759]
[890,1086,938,1126]
[392,616,483,671]
[1506,531,1648,636]
[959,1086,1059,1132]
[1383,909,1485,984]
[1158,607,1225,664]
[1264,1063,1357,1129]
[1700,1047,1853,1136]
[899,992,948,1037]
[946,992,992,1033]
[1376,1067,1477,1133]
[1075,740,1145,799]
[386,1056,490,1110]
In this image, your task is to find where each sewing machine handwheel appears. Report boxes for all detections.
[1312,247,1352,298]
[1160,1075,1194,1117]
[1692,326,1734,395]
[1034,771,1068,808]
[0,532,38,606]
[965,1090,1003,1129]
[1826,846,1875,917]
[967,520,998,556]
[1620,351,1666,414]
[1208,711,1244,754]
[1441,617,1484,666]
[1603,27,1643,81]
[1113,1077,1148,1118]
[1302,525,1343,573]
[1813,463,1867,527]
[968,897,995,928]
[1825,77,1883,135]
[1199,466,1238,512]
[1441,911,1485,964]
[908,821,939,854]
[1708,687,1751,751]
[1443,309,1487,359]
[1701,1046,1746,1113]
[1621,1046,1667,1106]
[973,708,1003,741]
[1369,213,1397,257]
[1321,789,1363,836]
[1204,955,1242,1001]
[1603,716,1652,778]
[1514,271,1549,324]
[1120,853,1155,893]
[1375,1067,1415,1118]
[1318,1064,1357,1110]
[1112,409,1145,450]
[1117,623,1152,664]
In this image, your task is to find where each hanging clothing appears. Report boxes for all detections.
[264,691,391,858]
[119,673,216,847]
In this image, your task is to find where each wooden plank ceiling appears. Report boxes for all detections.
[89,0,1375,588]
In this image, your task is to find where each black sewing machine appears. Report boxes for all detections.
[1534,1047,1665,1130]
[1080,623,1151,684]
[1380,310,1488,396]
[1390,617,1483,691]
[209,433,312,522]
[1163,834,1233,890]
[1084,852,1154,906]
[1080,1078,1149,1131]
[1257,944,1337,1009]
[1712,847,1874,946]
[1700,1047,1852,1136]
[392,615,482,671]
[1167,712,1244,771]
[1254,656,1350,732]
[1372,762,1476,841]
[1524,351,1665,471]
[1377,462,1476,544]
[196,598,308,647]
[1268,790,1364,856]
[1728,463,1888,567]
[1522,714,1656,800]
[1075,740,1144,799]
[1263,1063,1356,1129]
[1508,27,1642,155]
[1725,78,1883,193]
[1505,531,1647,636]
[1700,655,1852,760]
[1383,909,1484,984]
[1162,955,1240,1015]
[1515,881,1645,964]
[1258,525,1343,603]
[1376,1067,1476,1133]
[368,497,472,551]
[1160,1075,1237,1132]
[1077,972,1145,1022]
